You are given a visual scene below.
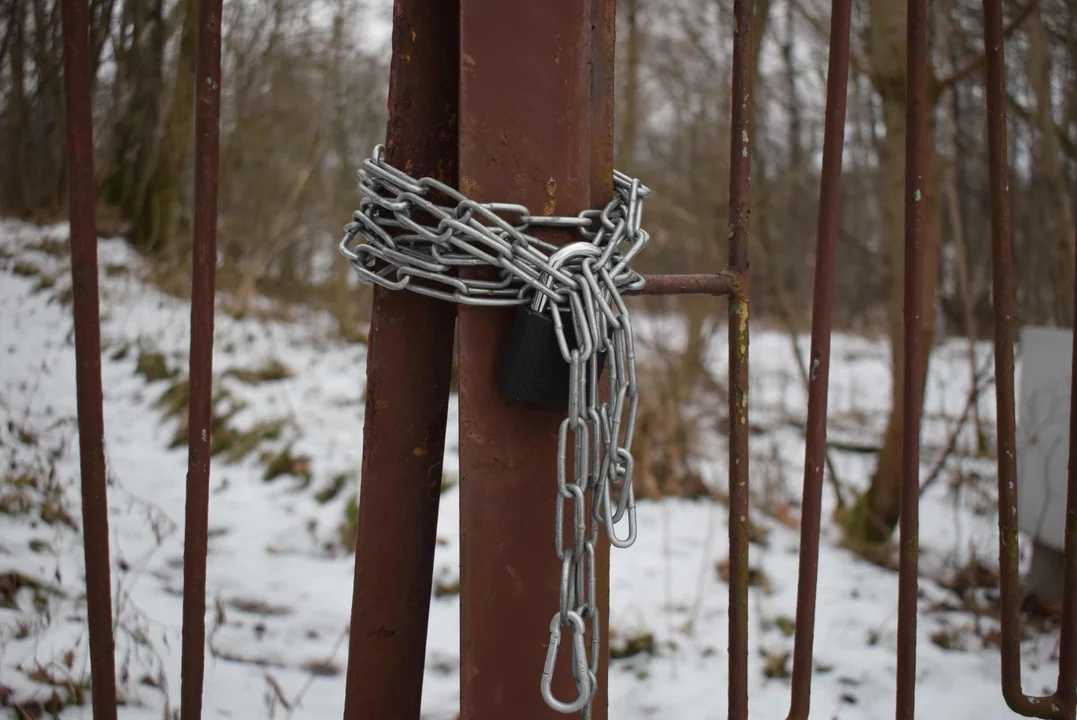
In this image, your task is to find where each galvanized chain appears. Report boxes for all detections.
[339,144,647,717]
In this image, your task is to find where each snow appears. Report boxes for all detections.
[0,218,1065,719]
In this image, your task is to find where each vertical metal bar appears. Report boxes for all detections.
[59,1,119,717]
[588,0,616,714]
[725,2,754,720]
[984,2,1076,717]
[457,1,599,717]
[340,2,459,718]
[180,0,222,716]
[785,0,853,717]
[895,0,928,717]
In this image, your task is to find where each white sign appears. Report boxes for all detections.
[1016,326,1073,552]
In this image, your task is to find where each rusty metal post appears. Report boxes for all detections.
[340,2,459,718]
[784,0,853,717]
[725,2,754,719]
[180,0,223,716]
[60,0,119,716]
[895,0,928,718]
[588,0,616,714]
[456,2,606,717]
[1061,214,1077,714]
[983,1,1077,717]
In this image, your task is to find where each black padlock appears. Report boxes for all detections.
[498,244,608,408]
[498,305,581,407]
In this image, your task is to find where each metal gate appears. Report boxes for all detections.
[56,0,1077,718]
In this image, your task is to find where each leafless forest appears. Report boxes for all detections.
[1,0,1075,558]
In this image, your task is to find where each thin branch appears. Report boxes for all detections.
[935,0,1040,93]
[1007,90,1077,159]
[919,361,996,497]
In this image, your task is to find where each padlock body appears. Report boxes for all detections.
[498,306,606,408]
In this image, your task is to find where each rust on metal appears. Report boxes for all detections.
[180,0,223,716]
[983,1,1076,717]
[457,0,602,717]
[725,2,754,720]
[340,1,459,718]
[60,0,119,716]
[630,274,732,297]
[895,0,928,717]
[587,0,617,714]
[785,0,853,717]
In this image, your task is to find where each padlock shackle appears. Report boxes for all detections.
[530,242,604,313]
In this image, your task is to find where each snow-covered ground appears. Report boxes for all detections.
[0,218,1065,719]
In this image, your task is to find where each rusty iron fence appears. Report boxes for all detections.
[55,0,1077,718]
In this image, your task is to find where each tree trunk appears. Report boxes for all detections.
[129,0,195,256]
[842,0,944,547]
[1028,5,1075,325]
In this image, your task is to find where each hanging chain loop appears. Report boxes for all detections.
[340,144,648,717]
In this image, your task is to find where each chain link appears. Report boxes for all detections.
[340,144,648,717]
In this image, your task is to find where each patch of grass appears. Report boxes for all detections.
[441,472,458,495]
[315,473,351,504]
[262,445,312,484]
[0,571,64,611]
[28,238,70,257]
[228,596,292,616]
[221,419,288,464]
[155,377,190,419]
[9,661,90,715]
[155,376,286,463]
[0,471,77,530]
[609,631,655,660]
[52,284,74,305]
[135,350,178,382]
[104,263,128,277]
[716,558,772,594]
[433,576,461,598]
[31,274,57,293]
[12,260,41,278]
[764,615,796,638]
[166,388,248,457]
[761,649,791,679]
[224,358,293,384]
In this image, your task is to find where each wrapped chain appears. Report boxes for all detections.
[340,145,648,717]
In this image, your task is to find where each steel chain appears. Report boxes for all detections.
[339,145,647,717]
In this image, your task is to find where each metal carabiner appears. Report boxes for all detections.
[541,611,594,714]
[601,448,637,549]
